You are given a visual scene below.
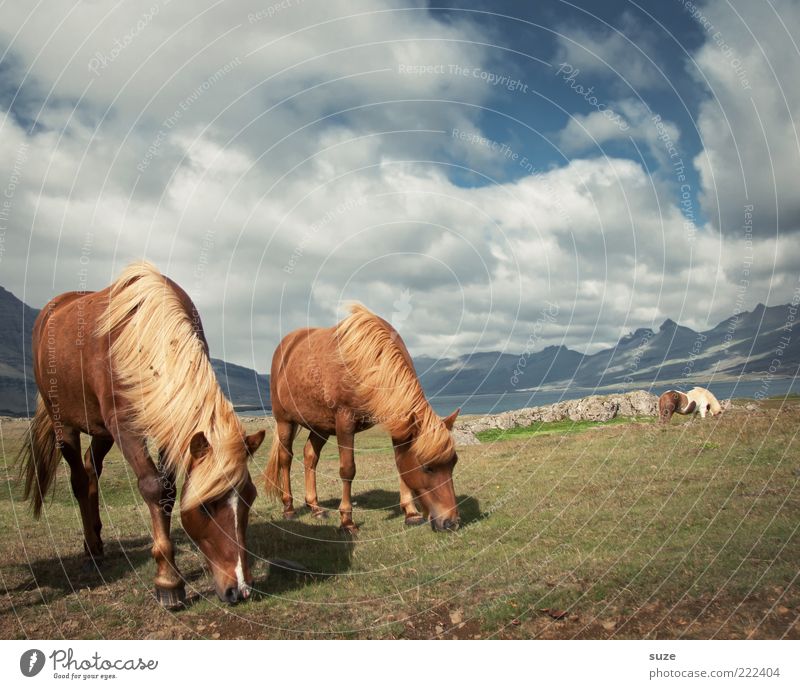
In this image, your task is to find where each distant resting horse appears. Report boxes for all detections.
[658,386,723,423]
[19,262,265,607]
[264,304,461,533]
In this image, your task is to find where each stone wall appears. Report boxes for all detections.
[453,390,659,444]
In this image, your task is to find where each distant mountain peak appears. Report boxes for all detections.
[659,318,678,331]
[618,327,655,345]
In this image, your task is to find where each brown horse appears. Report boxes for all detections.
[18,262,265,607]
[264,304,460,533]
[658,390,697,423]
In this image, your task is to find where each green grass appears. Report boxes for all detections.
[0,405,798,639]
[476,415,655,442]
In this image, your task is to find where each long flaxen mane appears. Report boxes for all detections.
[96,262,247,510]
[335,304,454,465]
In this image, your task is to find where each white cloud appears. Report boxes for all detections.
[691,0,800,237]
[0,0,795,372]
[553,12,664,92]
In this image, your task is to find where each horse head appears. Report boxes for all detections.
[180,430,265,603]
[394,408,461,532]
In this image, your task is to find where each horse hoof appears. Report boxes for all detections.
[339,524,359,536]
[80,558,103,575]
[404,515,426,527]
[155,586,186,610]
[282,510,298,521]
[312,509,328,520]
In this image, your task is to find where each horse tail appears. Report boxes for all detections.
[263,427,283,500]
[18,398,62,518]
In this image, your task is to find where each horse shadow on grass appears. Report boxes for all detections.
[318,489,483,527]
[1,535,165,610]
[245,490,482,598]
[246,519,356,597]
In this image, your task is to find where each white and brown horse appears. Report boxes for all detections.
[659,386,724,423]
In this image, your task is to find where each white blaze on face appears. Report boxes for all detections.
[227,492,246,592]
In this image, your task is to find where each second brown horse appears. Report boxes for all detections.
[265,304,460,533]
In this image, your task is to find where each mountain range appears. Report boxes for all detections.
[417,302,798,396]
[0,285,796,416]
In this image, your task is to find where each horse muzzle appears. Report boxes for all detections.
[431,517,460,532]
[219,581,252,605]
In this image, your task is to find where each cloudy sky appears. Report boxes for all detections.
[1,0,798,371]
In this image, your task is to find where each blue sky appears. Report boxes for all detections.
[1,0,798,369]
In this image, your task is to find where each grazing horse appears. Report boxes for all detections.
[18,262,265,607]
[658,387,724,423]
[264,304,460,533]
[658,390,696,423]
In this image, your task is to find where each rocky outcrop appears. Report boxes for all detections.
[451,426,480,446]
[456,390,659,436]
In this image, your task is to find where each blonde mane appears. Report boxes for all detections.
[335,304,454,465]
[96,262,247,510]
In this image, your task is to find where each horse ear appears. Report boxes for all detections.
[245,429,266,455]
[407,411,422,437]
[189,432,211,464]
[442,408,460,430]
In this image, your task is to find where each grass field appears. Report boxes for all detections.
[1,401,798,639]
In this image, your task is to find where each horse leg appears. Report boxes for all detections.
[303,431,329,519]
[398,472,425,526]
[155,448,177,521]
[154,447,180,606]
[335,422,358,534]
[276,420,299,519]
[111,425,185,607]
[83,435,113,554]
[59,427,104,563]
